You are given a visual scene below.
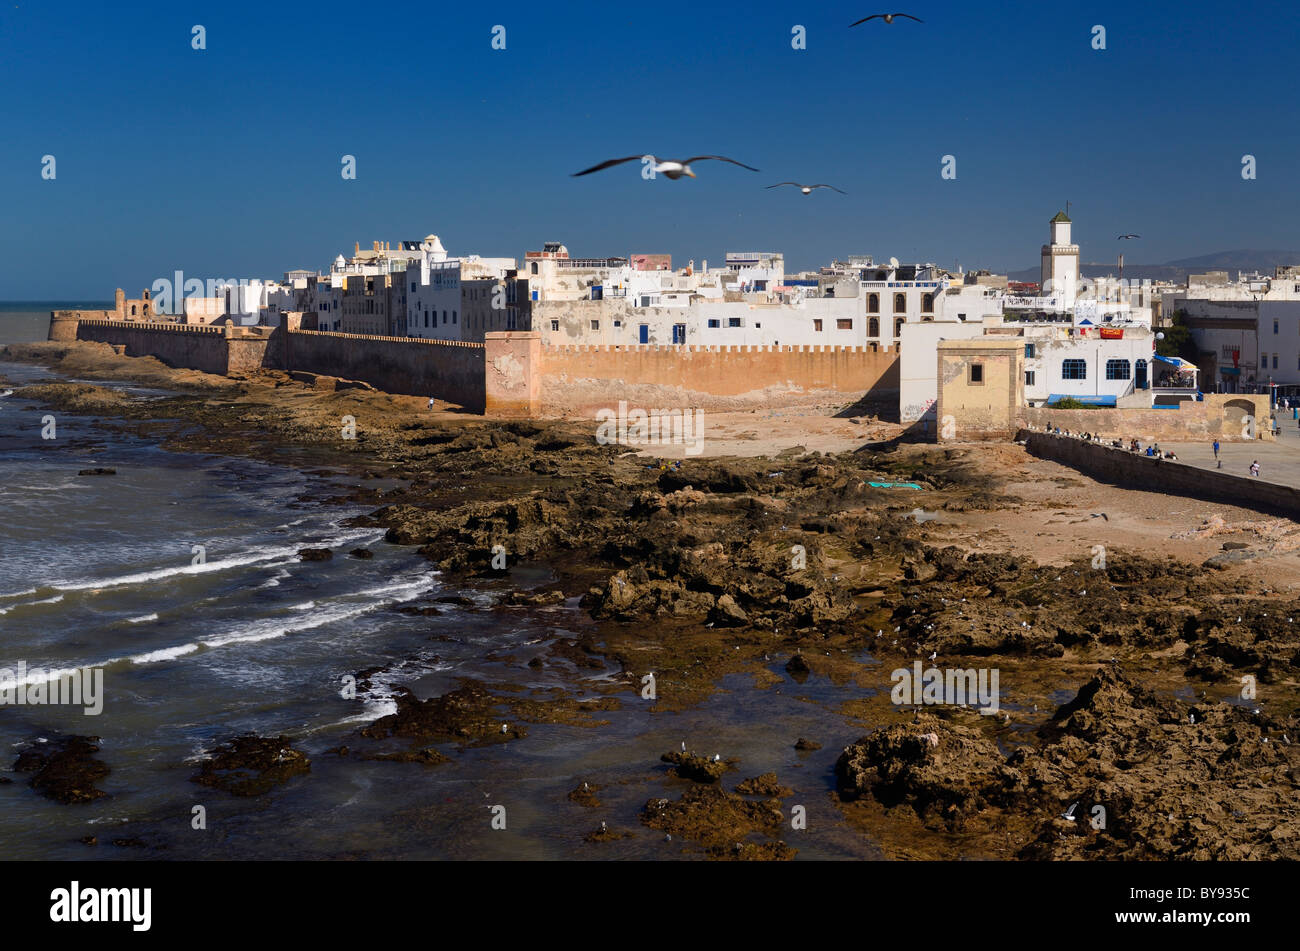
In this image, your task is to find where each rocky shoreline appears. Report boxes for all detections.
[4,339,1299,860]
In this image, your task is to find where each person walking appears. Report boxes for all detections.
[1250,460,1260,478]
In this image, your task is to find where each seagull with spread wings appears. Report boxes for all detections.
[767,182,847,195]
[850,12,923,26]
[572,154,759,180]
[1117,233,1141,239]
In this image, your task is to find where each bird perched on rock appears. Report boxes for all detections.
[766,182,847,195]
[850,12,923,26]
[573,154,759,180]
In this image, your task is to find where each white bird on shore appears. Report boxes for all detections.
[681,740,687,752]
[572,154,759,180]
[0,389,13,398]
[1062,802,1078,821]
[767,182,847,195]
[929,651,937,661]
[712,753,721,763]
[500,723,509,734]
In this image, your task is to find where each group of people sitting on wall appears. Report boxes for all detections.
[1042,423,1177,460]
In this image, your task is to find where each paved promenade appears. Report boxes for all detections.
[1168,411,1300,491]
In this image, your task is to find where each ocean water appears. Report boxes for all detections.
[0,302,109,345]
[0,328,881,860]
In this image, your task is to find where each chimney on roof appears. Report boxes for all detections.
[355,242,360,256]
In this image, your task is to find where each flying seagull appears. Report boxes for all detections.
[767,182,847,195]
[572,154,759,180]
[1117,233,1141,240]
[850,13,923,26]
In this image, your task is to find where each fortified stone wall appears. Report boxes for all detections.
[49,311,112,341]
[283,329,486,412]
[74,319,242,376]
[49,316,903,419]
[1020,393,1275,443]
[1024,432,1300,517]
[538,341,899,414]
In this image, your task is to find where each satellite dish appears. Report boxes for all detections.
[889,256,899,269]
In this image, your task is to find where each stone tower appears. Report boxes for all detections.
[1040,210,1080,306]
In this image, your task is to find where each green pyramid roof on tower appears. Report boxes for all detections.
[1050,210,1071,223]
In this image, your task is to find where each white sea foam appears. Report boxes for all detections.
[0,594,64,615]
[130,644,199,664]
[126,613,159,624]
[38,545,306,594]
[1,570,432,685]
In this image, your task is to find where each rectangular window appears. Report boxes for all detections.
[837,318,852,330]
[969,364,984,384]
[1274,354,1280,369]
[1062,358,1087,380]
[1025,343,1035,358]
[728,317,742,327]
[707,319,720,328]
[813,319,823,332]
[1025,370,1036,386]
[1105,359,1131,380]
[590,319,600,330]
[1275,319,1280,334]
[550,320,559,332]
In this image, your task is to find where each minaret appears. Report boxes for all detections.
[1040,210,1080,306]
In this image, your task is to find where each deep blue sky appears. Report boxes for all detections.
[3,0,1298,298]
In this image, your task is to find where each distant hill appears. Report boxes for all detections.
[1006,250,1300,285]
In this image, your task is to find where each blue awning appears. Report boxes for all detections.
[1153,354,1197,369]
[1046,394,1117,407]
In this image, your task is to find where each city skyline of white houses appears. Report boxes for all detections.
[106,210,1300,408]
